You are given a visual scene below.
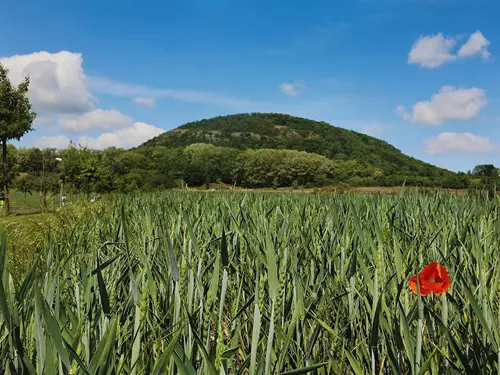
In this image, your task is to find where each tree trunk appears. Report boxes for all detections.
[2,137,9,215]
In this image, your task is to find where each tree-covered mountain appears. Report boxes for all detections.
[141,113,459,187]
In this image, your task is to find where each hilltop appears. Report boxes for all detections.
[141,113,457,187]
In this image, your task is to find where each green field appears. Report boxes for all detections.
[9,189,56,208]
[1,191,499,374]
[6,189,91,215]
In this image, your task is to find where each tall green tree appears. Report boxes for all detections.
[77,147,98,199]
[14,175,34,206]
[0,64,36,214]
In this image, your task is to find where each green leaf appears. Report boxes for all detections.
[265,234,278,301]
[416,348,436,375]
[166,234,180,282]
[345,350,364,375]
[221,227,229,268]
[186,316,218,375]
[462,283,497,350]
[172,343,197,375]
[96,256,111,315]
[36,288,71,369]
[278,362,328,375]
[250,303,261,375]
[370,293,383,348]
[151,333,180,375]
[89,317,119,375]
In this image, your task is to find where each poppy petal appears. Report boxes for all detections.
[433,268,451,295]
[408,275,432,296]
[420,262,439,279]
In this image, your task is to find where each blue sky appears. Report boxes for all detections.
[1,0,499,172]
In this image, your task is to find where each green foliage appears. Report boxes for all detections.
[13,175,34,205]
[472,164,497,177]
[183,143,239,186]
[4,114,494,194]
[142,113,457,186]
[0,64,36,141]
[0,63,36,212]
[234,148,337,188]
[0,191,500,373]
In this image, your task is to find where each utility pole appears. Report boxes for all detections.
[55,157,63,206]
[42,153,46,207]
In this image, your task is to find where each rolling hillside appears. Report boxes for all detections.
[141,113,454,184]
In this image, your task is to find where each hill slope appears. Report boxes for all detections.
[142,113,453,183]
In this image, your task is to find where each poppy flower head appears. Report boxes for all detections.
[408,262,451,296]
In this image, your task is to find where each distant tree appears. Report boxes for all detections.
[14,175,34,206]
[442,173,471,189]
[35,174,59,207]
[472,164,497,178]
[94,166,115,194]
[0,64,36,214]
[77,147,98,199]
[59,142,83,198]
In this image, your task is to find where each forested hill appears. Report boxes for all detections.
[141,113,456,185]
[9,113,472,196]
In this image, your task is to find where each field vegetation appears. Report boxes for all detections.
[0,191,499,374]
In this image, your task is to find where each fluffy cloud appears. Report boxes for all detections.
[408,31,491,68]
[33,122,164,150]
[395,105,411,121]
[78,122,164,149]
[408,33,457,68]
[59,109,134,132]
[34,135,71,149]
[397,86,487,125]
[133,97,156,107]
[0,51,93,121]
[279,83,304,96]
[458,31,491,58]
[425,132,496,155]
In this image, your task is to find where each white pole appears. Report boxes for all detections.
[55,157,63,207]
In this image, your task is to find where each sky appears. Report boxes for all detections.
[1,0,499,172]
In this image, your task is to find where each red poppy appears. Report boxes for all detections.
[408,262,451,296]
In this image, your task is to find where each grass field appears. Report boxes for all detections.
[6,189,91,215]
[0,190,499,374]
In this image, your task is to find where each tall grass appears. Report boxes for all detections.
[0,190,499,374]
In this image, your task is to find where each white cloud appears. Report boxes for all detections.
[59,109,134,132]
[33,122,164,150]
[399,86,487,125]
[408,31,491,68]
[34,135,71,149]
[133,97,156,107]
[361,124,382,137]
[0,51,94,120]
[425,132,497,155]
[408,33,457,68]
[88,77,257,108]
[279,83,304,96]
[395,105,411,121]
[458,31,491,59]
[78,122,164,149]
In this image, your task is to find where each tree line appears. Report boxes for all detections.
[4,142,493,206]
